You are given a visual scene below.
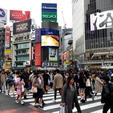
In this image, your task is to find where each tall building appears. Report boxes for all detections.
[0,27,5,68]
[12,19,32,69]
[72,0,113,69]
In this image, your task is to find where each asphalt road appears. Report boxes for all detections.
[0,93,49,113]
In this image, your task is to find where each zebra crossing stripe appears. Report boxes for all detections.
[91,109,110,113]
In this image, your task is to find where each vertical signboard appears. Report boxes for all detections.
[42,3,57,22]
[35,43,41,66]
[5,26,10,48]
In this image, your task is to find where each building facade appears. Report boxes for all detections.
[0,27,5,68]
[73,0,113,69]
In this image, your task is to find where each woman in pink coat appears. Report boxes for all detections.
[15,74,25,104]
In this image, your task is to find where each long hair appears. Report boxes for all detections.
[66,76,74,88]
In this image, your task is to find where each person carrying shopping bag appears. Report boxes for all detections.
[61,76,81,113]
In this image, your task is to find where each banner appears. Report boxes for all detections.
[41,35,59,47]
[90,10,113,31]
[42,12,57,22]
[5,49,11,60]
[13,19,31,34]
[35,43,41,66]
[0,8,7,24]
[5,26,10,48]
[10,10,30,21]
[35,29,41,43]
[40,28,59,36]
[49,48,58,61]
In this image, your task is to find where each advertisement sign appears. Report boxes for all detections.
[10,10,30,21]
[40,28,59,36]
[5,60,12,70]
[35,43,41,66]
[13,19,31,34]
[5,26,10,48]
[5,49,11,60]
[90,10,113,31]
[42,3,57,12]
[35,29,41,43]
[42,62,58,67]
[49,48,58,61]
[0,8,7,24]
[42,3,57,22]
[42,12,57,22]
[41,35,59,47]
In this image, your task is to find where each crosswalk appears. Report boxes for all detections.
[8,89,110,113]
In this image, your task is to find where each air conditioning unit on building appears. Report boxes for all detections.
[24,61,30,66]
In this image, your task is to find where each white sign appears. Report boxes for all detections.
[90,10,113,31]
[0,8,7,24]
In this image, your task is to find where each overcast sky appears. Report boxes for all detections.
[0,0,72,28]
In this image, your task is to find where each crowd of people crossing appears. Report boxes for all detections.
[0,69,113,113]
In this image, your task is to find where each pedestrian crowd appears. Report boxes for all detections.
[0,69,113,113]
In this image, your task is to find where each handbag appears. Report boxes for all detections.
[31,86,37,93]
[59,106,65,113]
[59,106,68,113]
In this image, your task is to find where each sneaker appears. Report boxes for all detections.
[39,104,43,108]
[20,101,24,105]
[15,100,19,103]
[52,99,56,102]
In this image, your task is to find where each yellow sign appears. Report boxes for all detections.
[5,60,12,70]
[64,61,72,66]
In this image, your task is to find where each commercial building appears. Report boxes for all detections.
[72,0,113,69]
[0,27,5,68]
[12,19,32,69]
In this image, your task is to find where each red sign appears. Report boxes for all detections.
[5,26,10,48]
[35,43,41,66]
[10,10,30,21]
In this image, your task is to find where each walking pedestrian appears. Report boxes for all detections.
[15,73,25,104]
[53,69,63,102]
[62,76,81,113]
[101,75,112,113]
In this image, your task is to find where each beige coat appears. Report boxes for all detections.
[53,73,63,89]
[32,76,44,89]
[95,77,103,93]
[1,73,7,83]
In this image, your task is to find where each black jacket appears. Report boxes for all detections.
[101,83,111,103]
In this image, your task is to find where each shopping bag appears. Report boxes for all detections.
[59,106,65,113]
[31,86,37,93]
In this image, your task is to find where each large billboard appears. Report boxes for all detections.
[35,43,41,66]
[10,10,30,21]
[90,10,113,31]
[13,19,31,34]
[41,21,58,29]
[5,26,10,48]
[42,3,57,22]
[49,48,58,61]
[41,35,59,47]
[0,8,7,24]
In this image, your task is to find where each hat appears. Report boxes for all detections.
[101,76,109,82]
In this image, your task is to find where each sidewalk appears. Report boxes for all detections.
[0,93,50,113]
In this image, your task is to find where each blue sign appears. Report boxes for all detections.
[42,3,57,9]
[42,3,57,13]
[0,8,5,17]
[40,28,59,36]
[35,29,41,43]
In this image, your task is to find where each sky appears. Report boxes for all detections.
[0,0,72,28]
